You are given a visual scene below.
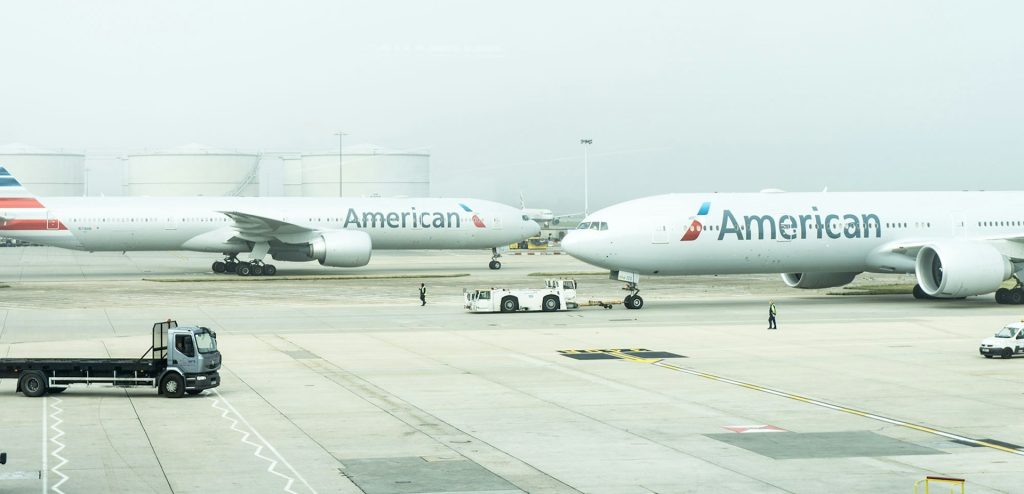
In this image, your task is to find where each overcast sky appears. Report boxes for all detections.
[1,1,1022,213]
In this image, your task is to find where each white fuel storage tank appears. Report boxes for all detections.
[124,143,259,196]
[300,143,429,197]
[0,143,85,196]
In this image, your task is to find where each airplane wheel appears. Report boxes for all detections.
[251,264,264,276]
[225,262,238,273]
[996,288,1010,304]
[212,261,226,273]
[625,295,644,310]
[237,264,252,276]
[489,260,501,270]
[264,264,277,276]
[1011,289,1024,305]
[912,284,934,300]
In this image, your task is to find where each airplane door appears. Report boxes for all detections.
[46,210,60,230]
[491,217,503,230]
[164,215,178,230]
[651,217,669,244]
[951,213,966,238]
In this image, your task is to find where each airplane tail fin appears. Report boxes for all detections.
[0,166,46,210]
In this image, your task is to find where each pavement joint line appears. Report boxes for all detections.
[208,389,317,494]
[47,396,68,494]
[649,360,1024,457]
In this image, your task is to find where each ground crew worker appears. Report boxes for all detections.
[419,283,427,306]
[768,300,777,329]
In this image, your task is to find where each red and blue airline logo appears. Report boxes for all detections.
[459,203,487,228]
[680,201,711,241]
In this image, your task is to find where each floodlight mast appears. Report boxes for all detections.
[580,139,592,216]
[334,131,348,197]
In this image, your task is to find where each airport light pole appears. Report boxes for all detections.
[335,131,348,197]
[580,139,592,216]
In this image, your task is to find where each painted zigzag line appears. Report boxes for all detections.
[209,396,299,494]
[49,396,70,494]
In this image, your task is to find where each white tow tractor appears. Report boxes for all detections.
[979,322,1024,358]
[464,279,617,313]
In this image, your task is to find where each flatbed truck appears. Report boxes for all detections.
[0,321,221,398]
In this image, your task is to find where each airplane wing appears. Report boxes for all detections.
[219,211,322,244]
[885,236,1024,262]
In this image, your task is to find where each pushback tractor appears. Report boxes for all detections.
[0,321,221,398]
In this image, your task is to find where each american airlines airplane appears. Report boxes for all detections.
[562,191,1024,309]
[0,166,540,275]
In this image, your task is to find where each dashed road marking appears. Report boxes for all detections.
[208,390,317,494]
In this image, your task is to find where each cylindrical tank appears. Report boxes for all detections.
[282,155,303,197]
[0,143,85,196]
[125,143,259,196]
[301,143,429,197]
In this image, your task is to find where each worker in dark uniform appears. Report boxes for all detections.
[768,300,777,329]
[419,283,427,306]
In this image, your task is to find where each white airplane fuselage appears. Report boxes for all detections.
[563,192,1024,301]
[1,196,540,255]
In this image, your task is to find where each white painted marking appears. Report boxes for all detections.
[48,396,69,494]
[0,471,43,481]
[208,390,317,494]
[41,396,47,494]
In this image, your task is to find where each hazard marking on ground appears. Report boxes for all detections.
[723,425,786,433]
[558,349,685,361]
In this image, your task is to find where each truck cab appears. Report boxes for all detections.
[979,322,1024,358]
[157,321,222,396]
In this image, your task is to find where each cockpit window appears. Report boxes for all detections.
[577,222,591,229]
[600,222,608,231]
[590,222,601,230]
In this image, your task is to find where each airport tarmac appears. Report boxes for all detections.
[1,247,1023,493]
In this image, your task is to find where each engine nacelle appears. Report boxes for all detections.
[915,241,1011,298]
[781,272,859,289]
[309,230,373,268]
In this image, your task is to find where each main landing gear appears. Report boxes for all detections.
[623,281,644,310]
[995,277,1024,305]
[489,247,502,270]
[211,255,277,277]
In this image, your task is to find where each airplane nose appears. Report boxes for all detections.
[528,220,541,236]
[561,233,582,257]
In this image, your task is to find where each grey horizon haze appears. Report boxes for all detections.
[1,1,1022,214]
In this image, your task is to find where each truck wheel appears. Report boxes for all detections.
[1002,348,1014,359]
[542,296,560,312]
[20,371,47,397]
[161,374,186,398]
[500,297,519,312]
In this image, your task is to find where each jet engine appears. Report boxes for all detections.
[309,230,373,268]
[915,241,1011,298]
[781,272,859,289]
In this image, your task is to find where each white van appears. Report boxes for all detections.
[979,322,1024,359]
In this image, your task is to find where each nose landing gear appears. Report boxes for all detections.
[489,247,502,270]
[623,281,644,310]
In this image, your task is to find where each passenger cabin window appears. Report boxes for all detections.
[174,334,195,357]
